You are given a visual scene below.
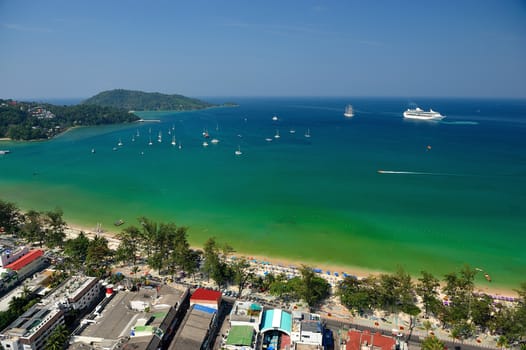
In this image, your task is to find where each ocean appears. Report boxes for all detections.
[1,97,525,288]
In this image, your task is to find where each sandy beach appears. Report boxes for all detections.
[64,222,519,298]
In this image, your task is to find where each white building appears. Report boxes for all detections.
[0,246,29,267]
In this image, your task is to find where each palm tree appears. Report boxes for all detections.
[421,335,445,350]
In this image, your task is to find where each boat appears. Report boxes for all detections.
[274,130,280,139]
[304,128,311,138]
[484,273,492,282]
[272,115,279,121]
[148,136,153,146]
[344,104,354,117]
[158,131,162,143]
[235,146,242,155]
[202,141,209,147]
[171,136,176,146]
[136,129,140,137]
[211,138,219,144]
[202,129,210,138]
[0,150,11,155]
[178,142,182,150]
[91,148,95,154]
[289,129,296,134]
[265,138,273,142]
[117,138,123,146]
[114,219,125,226]
[403,107,445,120]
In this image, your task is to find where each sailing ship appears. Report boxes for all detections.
[344,104,354,117]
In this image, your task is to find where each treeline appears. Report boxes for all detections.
[0,99,139,140]
[82,89,216,111]
[1,198,525,347]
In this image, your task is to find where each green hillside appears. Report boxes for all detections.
[82,89,216,111]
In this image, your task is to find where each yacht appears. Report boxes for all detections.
[0,150,11,155]
[158,131,162,143]
[289,129,296,134]
[235,146,242,155]
[203,141,209,147]
[403,107,445,120]
[171,135,176,146]
[274,130,280,139]
[304,128,311,138]
[211,138,219,144]
[117,138,123,146]
[344,104,354,117]
[265,138,273,142]
[272,115,279,121]
[148,137,153,146]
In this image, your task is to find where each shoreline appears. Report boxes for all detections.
[64,222,519,298]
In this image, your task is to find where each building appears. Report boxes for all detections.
[224,301,263,350]
[260,309,293,350]
[41,276,101,311]
[5,250,46,280]
[69,285,189,350]
[346,330,396,350]
[190,288,222,310]
[291,311,323,347]
[168,303,219,350]
[0,304,64,350]
[0,246,29,267]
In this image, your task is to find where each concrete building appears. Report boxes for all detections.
[229,301,263,331]
[260,309,293,350]
[41,276,101,311]
[0,305,64,350]
[69,285,189,350]
[346,329,396,350]
[291,311,323,347]
[0,246,29,267]
[190,288,222,310]
[168,303,219,350]
[5,250,46,281]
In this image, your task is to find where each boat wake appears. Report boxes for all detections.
[440,121,479,125]
[377,170,465,176]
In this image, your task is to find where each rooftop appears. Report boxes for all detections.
[225,325,254,347]
[169,304,216,350]
[5,249,43,271]
[191,288,222,302]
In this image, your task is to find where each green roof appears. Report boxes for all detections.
[226,325,254,346]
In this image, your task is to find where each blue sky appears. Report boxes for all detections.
[0,0,525,99]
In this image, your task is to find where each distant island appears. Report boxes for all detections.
[82,89,237,111]
[0,90,236,141]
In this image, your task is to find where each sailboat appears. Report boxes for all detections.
[117,138,123,146]
[148,136,153,146]
[272,115,279,121]
[235,146,242,155]
[136,129,140,137]
[178,142,182,150]
[274,130,280,139]
[158,131,162,143]
[344,104,354,117]
[171,135,176,146]
[304,128,311,138]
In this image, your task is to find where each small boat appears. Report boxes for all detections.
[132,136,135,142]
[265,138,273,142]
[274,130,280,139]
[178,142,182,150]
[484,273,492,282]
[171,136,176,146]
[114,219,125,226]
[0,150,10,155]
[117,138,123,146]
[304,128,311,138]
[211,138,219,144]
[158,131,162,143]
[272,115,279,121]
[148,136,153,146]
[289,129,296,134]
[202,141,209,147]
[202,129,210,138]
[344,104,354,117]
[91,148,95,154]
[235,146,242,155]
[136,129,140,137]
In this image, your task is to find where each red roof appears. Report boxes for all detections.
[346,330,396,350]
[5,250,44,271]
[191,288,222,302]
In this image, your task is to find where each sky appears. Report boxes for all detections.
[0,0,525,99]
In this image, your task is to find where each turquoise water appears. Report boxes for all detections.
[1,97,525,288]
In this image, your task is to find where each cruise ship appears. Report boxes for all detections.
[403,107,445,120]
[344,104,354,117]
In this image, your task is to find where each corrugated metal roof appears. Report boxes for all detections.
[5,250,43,271]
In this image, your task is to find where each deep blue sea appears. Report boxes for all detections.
[1,97,525,287]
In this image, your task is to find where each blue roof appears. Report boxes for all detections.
[261,309,292,335]
[194,304,217,314]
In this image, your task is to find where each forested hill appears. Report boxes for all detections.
[82,89,216,111]
[0,99,139,140]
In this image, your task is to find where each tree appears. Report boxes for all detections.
[230,258,252,297]
[0,199,23,234]
[21,210,45,246]
[417,271,440,317]
[63,232,90,269]
[44,208,67,248]
[86,235,112,277]
[45,324,69,350]
[338,275,376,314]
[202,237,229,287]
[115,225,142,266]
[421,335,445,350]
[295,265,331,307]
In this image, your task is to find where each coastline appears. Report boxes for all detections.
[64,221,519,298]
